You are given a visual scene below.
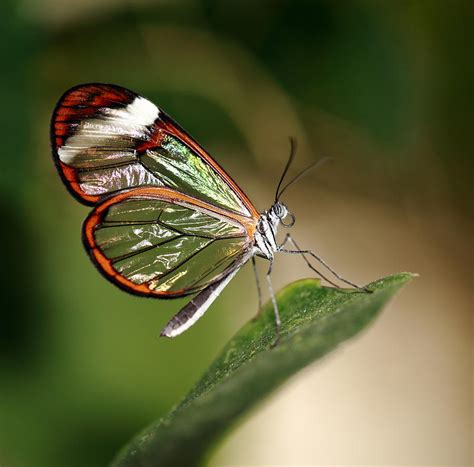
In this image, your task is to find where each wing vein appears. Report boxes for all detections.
[146,238,216,285]
[109,234,182,264]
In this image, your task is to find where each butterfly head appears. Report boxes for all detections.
[269,202,295,228]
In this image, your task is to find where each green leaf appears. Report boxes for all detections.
[111,273,414,467]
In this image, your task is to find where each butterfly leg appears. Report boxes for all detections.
[278,233,341,288]
[251,256,264,321]
[279,234,370,292]
[266,260,281,347]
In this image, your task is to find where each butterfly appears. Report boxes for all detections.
[51,83,364,341]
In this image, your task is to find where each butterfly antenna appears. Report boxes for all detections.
[275,137,297,202]
[277,156,333,201]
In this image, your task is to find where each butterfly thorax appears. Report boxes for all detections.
[253,203,289,260]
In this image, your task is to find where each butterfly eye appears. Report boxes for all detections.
[272,202,287,218]
[280,211,295,228]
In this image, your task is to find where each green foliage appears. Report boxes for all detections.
[112,273,414,467]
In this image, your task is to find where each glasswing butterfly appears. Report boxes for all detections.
[51,83,365,342]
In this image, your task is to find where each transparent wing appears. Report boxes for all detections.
[83,187,254,297]
[51,83,257,218]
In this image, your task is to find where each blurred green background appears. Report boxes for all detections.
[0,1,472,466]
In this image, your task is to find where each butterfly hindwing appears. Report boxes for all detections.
[83,187,255,298]
[51,83,257,218]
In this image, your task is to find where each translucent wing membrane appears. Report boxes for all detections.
[141,135,245,215]
[51,83,257,217]
[83,187,255,297]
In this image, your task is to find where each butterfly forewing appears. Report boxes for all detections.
[51,83,257,218]
[83,187,255,297]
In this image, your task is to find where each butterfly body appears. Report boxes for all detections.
[253,204,288,260]
[52,83,363,340]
